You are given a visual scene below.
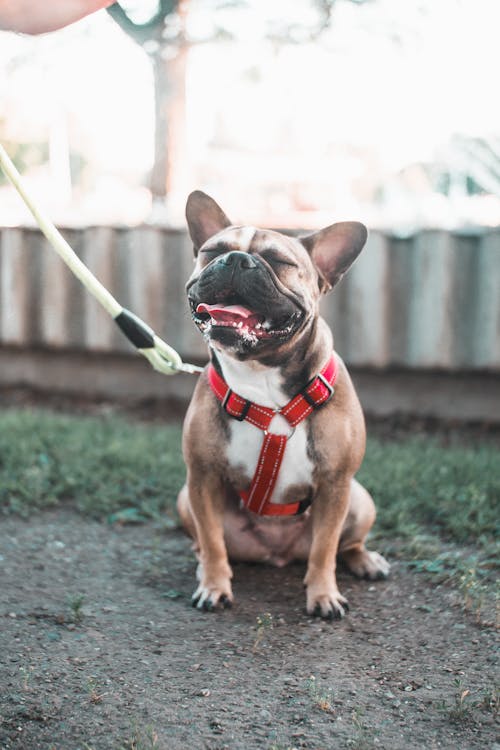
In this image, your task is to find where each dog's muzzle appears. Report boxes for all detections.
[187,251,304,349]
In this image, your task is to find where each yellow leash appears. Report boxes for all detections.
[0,143,202,376]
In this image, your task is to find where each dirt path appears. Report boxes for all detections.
[0,512,497,750]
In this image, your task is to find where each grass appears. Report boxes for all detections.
[0,408,498,604]
[253,611,274,651]
[358,437,499,547]
[67,593,85,624]
[347,707,379,750]
[357,435,499,620]
[118,726,159,750]
[0,409,184,521]
[436,678,499,726]
[306,675,335,713]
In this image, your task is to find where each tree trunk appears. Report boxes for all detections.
[106,0,188,222]
[150,45,189,221]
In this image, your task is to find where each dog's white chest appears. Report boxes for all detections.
[227,420,313,502]
[218,355,314,503]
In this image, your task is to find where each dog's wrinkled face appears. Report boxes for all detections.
[185,191,368,359]
[187,226,316,356]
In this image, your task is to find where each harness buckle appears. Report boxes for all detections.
[302,372,334,409]
[222,388,251,421]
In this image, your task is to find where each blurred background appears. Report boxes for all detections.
[0,0,499,420]
[1,0,500,231]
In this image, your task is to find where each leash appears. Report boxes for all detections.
[0,142,203,376]
[208,354,337,516]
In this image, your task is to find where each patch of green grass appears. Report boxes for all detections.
[117,725,159,750]
[306,675,335,713]
[436,678,475,725]
[86,675,109,705]
[359,436,499,547]
[346,707,379,749]
[67,593,85,623]
[360,435,499,615]
[0,410,498,563]
[0,409,183,520]
[435,678,499,726]
[253,611,274,651]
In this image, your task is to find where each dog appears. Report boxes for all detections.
[177,191,389,620]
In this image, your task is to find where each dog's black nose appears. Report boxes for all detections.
[218,251,257,270]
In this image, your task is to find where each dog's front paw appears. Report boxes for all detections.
[192,584,233,611]
[341,548,390,580]
[191,563,233,612]
[305,579,349,621]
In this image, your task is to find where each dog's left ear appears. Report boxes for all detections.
[185,191,232,255]
[301,222,368,292]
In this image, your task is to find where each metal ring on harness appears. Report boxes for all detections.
[264,414,296,439]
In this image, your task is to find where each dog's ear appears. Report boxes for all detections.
[301,222,368,292]
[185,191,232,255]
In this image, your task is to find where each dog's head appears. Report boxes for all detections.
[185,191,367,360]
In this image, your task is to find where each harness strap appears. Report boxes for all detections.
[207,354,338,516]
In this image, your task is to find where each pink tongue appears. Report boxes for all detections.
[197,303,260,325]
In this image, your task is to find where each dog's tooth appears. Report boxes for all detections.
[238,322,243,328]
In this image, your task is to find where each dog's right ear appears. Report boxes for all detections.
[185,191,232,255]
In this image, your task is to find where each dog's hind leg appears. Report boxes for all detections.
[337,479,390,580]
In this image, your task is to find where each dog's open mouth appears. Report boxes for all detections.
[193,302,300,341]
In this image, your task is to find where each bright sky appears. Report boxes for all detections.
[188,0,500,164]
[0,0,499,227]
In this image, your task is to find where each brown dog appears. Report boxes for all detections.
[177,191,389,620]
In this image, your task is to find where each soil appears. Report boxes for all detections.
[0,512,497,750]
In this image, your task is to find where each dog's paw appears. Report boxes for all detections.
[191,563,233,612]
[191,583,233,611]
[341,548,390,581]
[305,583,349,621]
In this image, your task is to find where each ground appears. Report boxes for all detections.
[0,511,497,750]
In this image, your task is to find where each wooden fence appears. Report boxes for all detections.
[1,225,498,370]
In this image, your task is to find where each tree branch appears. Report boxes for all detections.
[106,1,179,46]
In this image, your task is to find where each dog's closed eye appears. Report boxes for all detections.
[261,249,298,268]
[200,244,227,258]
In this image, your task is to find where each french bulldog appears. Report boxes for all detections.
[177,191,389,620]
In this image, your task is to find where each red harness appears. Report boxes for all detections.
[207,354,338,517]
